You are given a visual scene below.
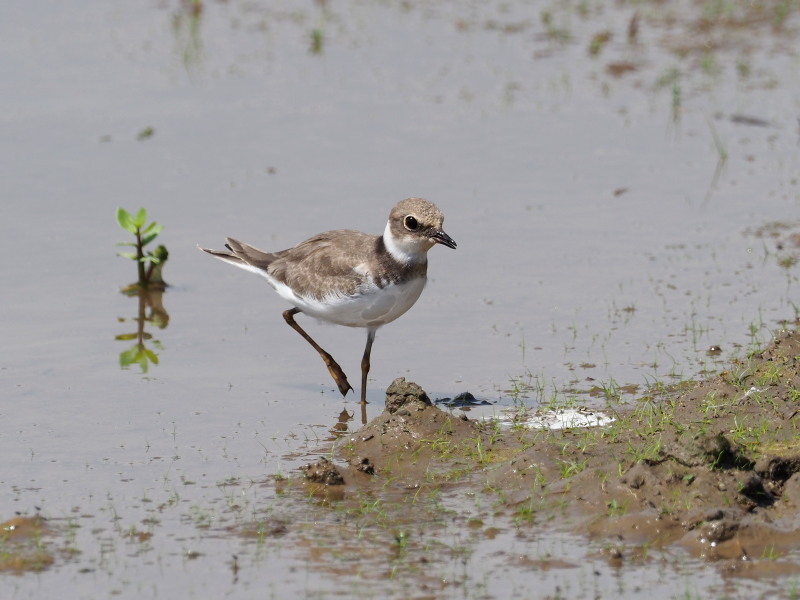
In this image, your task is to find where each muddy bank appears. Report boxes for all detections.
[295,331,800,577]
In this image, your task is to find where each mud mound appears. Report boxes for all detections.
[334,377,489,481]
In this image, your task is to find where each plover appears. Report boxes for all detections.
[200,198,456,408]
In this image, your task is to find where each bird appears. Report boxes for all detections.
[199,197,456,411]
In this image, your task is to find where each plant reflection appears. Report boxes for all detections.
[116,284,170,374]
[172,0,204,72]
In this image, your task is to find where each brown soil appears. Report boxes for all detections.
[0,515,55,573]
[298,331,800,576]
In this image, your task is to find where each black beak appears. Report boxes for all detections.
[431,230,457,249]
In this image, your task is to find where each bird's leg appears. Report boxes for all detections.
[360,328,376,405]
[359,328,376,425]
[282,308,353,397]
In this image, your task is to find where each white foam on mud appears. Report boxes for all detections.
[495,408,615,430]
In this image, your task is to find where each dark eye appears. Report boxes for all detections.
[404,215,418,231]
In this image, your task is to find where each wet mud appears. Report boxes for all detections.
[292,331,800,579]
[0,515,56,574]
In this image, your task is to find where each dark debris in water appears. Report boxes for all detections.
[435,391,492,408]
[728,113,776,128]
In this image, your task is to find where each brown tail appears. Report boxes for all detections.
[197,244,245,268]
[198,238,276,272]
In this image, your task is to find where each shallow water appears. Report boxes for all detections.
[2,0,800,597]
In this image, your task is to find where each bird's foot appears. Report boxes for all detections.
[323,357,353,397]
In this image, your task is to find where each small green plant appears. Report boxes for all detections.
[700,391,724,418]
[607,498,627,517]
[755,363,782,387]
[588,31,612,56]
[760,544,781,560]
[627,436,662,463]
[789,387,800,404]
[116,208,168,290]
[137,126,155,141]
[309,1,327,55]
[597,377,623,403]
[310,28,324,54]
[514,499,537,525]
[558,457,588,479]
[393,530,410,551]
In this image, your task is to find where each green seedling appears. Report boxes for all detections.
[116,207,168,291]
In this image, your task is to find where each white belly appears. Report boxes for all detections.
[268,276,427,328]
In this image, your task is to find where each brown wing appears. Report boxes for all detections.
[267,230,378,300]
